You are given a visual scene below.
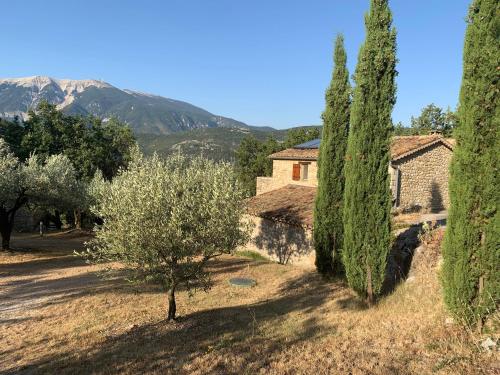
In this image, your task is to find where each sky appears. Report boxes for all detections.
[1,0,470,129]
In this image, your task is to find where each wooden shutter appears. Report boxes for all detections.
[292,163,300,180]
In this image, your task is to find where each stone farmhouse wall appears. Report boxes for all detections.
[392,143,452,212]
[242,214,315,268]
[256,160,318,195]
[255,177,276,195]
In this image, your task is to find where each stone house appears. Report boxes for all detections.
[257,134,454,211]
[246,135,454,266]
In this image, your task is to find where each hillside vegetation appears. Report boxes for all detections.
[137,126,321,162]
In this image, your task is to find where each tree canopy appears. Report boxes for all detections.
[0,139,78,249]
[21,101,136,180]
[235,127,321,196]
[1,102,136,229]
[235,136,281,196]
[410,103,457,136]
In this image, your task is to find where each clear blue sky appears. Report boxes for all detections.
[1,0,470,129]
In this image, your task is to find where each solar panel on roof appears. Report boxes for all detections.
[293,138,321,149]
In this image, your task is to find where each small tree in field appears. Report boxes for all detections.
[84,153,251,321]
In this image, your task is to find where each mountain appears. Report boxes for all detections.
[0,76,266,134]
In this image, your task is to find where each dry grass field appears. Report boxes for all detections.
[0,230,498,374]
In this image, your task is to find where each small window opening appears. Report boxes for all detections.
[301,163,309,180]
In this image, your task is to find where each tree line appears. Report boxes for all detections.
[314,0,497,328]
[0,101,135,248]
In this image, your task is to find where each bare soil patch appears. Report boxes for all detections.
[0,231,497,374]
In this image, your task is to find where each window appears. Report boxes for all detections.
[301,163,309,180]
[292,162,310,181]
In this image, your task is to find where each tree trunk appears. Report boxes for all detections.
[477,275,484,333]
[366,265,374,307]
[1,230,11,250]
[74,208,82,230]
[477,231,486,332]
[0,212,13,251]
[0,199,25,251]
[167,285,177,321]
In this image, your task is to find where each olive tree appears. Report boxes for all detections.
[84,153,251,321]
[0,139,78,249]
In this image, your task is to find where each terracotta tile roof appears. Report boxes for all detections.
[445,138,456,147]
[391,135,453,160]
[246,185,317,229]
[268,148,319,160]
[268,135,454,161]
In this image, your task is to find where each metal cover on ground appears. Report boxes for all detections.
[229,277,256,287]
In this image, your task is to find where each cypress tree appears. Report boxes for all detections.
[314,34,351,276]
[342,0,397,305]
[441,0,499,328]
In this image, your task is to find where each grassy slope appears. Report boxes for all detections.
[0,230,496,375]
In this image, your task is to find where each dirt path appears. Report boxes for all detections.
[0,232,100,319]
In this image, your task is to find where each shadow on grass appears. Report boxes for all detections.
[0,255,263,317]
[335,296,368,311]
[13,272,340,374]
[2,233,342,374]
[0,255,88,278]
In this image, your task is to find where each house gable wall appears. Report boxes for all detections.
[256,159,318,195]
[392,142,452,212]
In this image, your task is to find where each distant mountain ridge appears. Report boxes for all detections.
[0,76,264,134]
[137,125,322,162]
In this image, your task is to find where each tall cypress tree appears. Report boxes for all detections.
[442,0,499,328]
[314,34,351,276]
[343,0,397,305]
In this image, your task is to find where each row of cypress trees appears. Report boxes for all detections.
[314,0,396,306]
[315,0,498,325]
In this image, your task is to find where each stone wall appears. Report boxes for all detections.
[392,143,452,212]
[256,177,275,195]
[243,214,315,268]
[255,159,318,195]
